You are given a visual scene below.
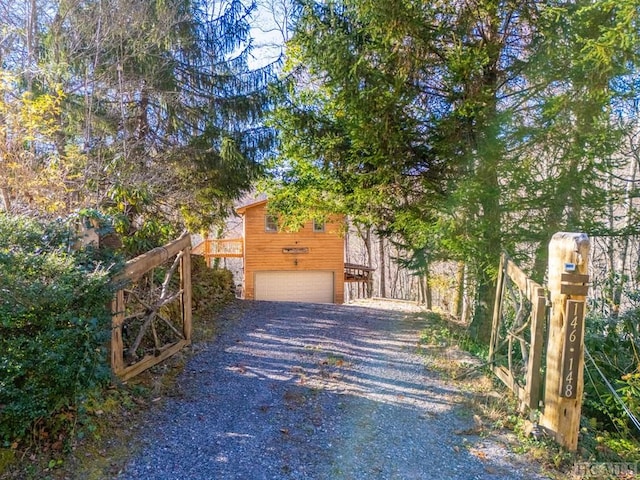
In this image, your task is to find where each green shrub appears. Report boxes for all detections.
[191,256,235,313]
[0,214,122,444]
[583,302,640,442]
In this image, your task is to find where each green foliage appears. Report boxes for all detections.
[0,214,122,444]
[266,0,640,343]
[583,301,640,442]
[2,0,274,230]
[191,256,235,317]
[120,218,177,258]
[104,183,177,257]
[0,449,16,473]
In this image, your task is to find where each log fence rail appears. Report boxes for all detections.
[110,232,192,381]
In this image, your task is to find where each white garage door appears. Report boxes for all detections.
[255,271,334,303]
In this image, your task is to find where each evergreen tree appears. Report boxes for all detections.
[2,0,276,237]
[266,0,639,342]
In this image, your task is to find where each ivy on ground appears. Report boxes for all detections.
[0,214,122,444]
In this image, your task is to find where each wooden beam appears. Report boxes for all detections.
[181,245,192,344]
[505,258,544,304]
[561,273,590,284]
[525,288,546,411]
[115,232,191,284]
[493,365,528,407]
[118,340,189,382]
[540,232,590,451]
[560,284,590,296]
[489,254,506,365]
[110,233,193,380]
[111,289,125,375]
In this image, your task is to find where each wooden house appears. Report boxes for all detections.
[237,199,345,303]
[195,198,374,304]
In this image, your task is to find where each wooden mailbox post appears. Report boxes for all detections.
[540,232,590,451]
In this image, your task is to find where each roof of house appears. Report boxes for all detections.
[235,197,268,214]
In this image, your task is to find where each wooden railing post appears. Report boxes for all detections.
[488,254,547,413]
[111,289,125,376]
[540,232,590,451]
[526,286,546,411]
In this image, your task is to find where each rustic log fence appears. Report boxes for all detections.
[489,233,590,451]
[111,233,192,381]
[488,253,547,413]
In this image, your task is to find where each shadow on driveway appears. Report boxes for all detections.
[118,300,547,480]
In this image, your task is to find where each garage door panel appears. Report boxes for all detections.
[255,271,334,303]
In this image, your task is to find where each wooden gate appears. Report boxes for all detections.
[488,253,547,413]
[111,233,192,381]
[489,233,590,451]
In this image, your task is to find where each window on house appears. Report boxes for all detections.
[265,215,278,232]
[313,219,325,233]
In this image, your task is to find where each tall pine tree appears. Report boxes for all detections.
[267,0,639,341]
[3,0,276,238]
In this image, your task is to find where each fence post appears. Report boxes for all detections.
[540,232,590,451]
[488,254,506,366]
[526,286,546,411]
[110,289,125,376]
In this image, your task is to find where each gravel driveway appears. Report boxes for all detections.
[118,300,548,480]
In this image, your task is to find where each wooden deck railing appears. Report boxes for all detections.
[344,263,375,299]
[194,238,244,266]
[111,233,192,381]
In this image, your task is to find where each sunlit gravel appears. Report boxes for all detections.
[118,299,549,480]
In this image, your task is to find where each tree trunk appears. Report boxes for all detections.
[469,269,497,344]
[461,266,473,324]
[610,148,638,318]
[26,0,38,91]
[1,186,11,213]
[424,267,432,310]
[462,4,503,343]
[358,225,374,298]
[466,120,502,342]
[454,261,465,318]
[378,235,386,298]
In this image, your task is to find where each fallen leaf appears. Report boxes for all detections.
[471,449,488,460]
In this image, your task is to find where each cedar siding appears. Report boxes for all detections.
[237,200,345,303]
